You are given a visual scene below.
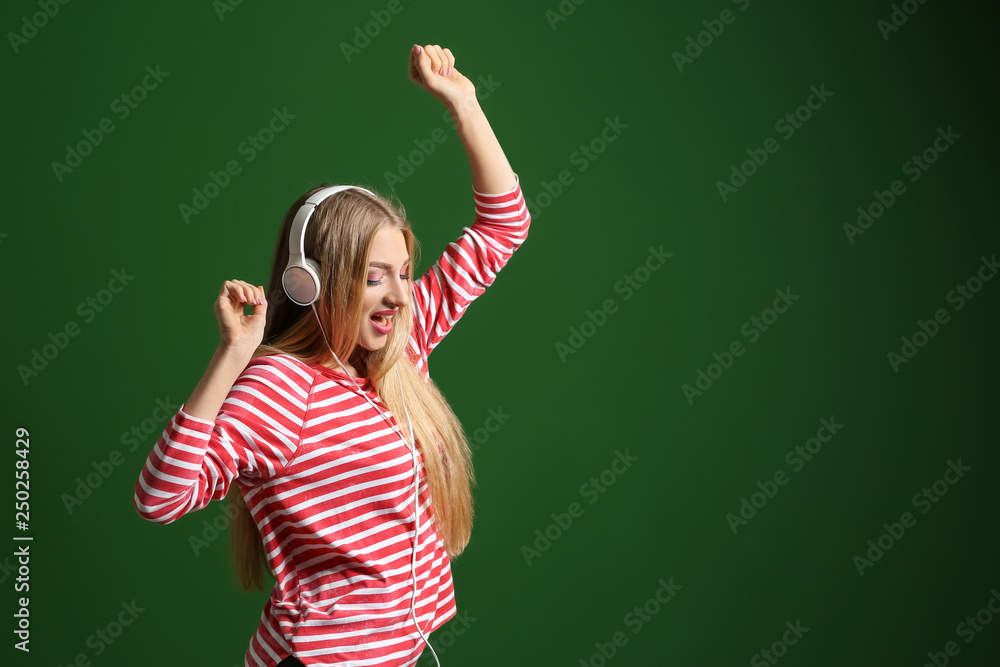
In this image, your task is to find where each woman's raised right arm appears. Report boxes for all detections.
[184,344,258,421]
[183,280,267,422]
[133,279,312,525]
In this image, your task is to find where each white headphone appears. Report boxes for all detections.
[282,184,377,307]
[282,185,441,666]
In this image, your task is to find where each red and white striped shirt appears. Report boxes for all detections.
[133,175,530,666]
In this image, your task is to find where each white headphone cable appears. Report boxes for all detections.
[309,304,442,667]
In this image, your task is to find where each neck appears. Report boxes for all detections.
[350,348,367,377]
[329,348,366,378]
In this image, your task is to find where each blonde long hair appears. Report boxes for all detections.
[228,184,475,591]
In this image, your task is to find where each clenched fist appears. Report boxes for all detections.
[408,43,477,110]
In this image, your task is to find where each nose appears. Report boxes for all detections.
[387,275,410,310]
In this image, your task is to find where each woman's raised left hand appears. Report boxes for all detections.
[408,43,477,109]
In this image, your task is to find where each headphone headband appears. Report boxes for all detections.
[282,184,376,306]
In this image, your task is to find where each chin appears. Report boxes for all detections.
[360,337,389,352]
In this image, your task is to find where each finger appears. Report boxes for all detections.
[431,44,447,75]
[224,288,243,312]
[413,45,432,81]
[252,288,268,317]
[408,44,420,74]
[231,280,246,304]
[423,44,441,74]
[238,280,260,305]
[443,48,455,75]
[225,281,245,304]
[242,281,257,305]
[421,44,437,74]
[232,281,253,305]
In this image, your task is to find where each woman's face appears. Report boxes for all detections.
[355,225,411,352]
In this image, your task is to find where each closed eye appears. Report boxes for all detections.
[367,274,411,287]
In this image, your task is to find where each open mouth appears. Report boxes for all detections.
[370,314,393,334]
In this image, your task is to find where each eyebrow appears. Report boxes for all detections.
[369,258,411,270]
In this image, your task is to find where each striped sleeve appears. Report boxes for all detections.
[410,172,531,359]
[132,355,315,524]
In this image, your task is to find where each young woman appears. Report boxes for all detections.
[132,43,530,667]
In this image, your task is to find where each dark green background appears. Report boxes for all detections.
[3,0,998,665]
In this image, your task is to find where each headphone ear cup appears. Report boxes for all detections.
[283,257,322,306]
